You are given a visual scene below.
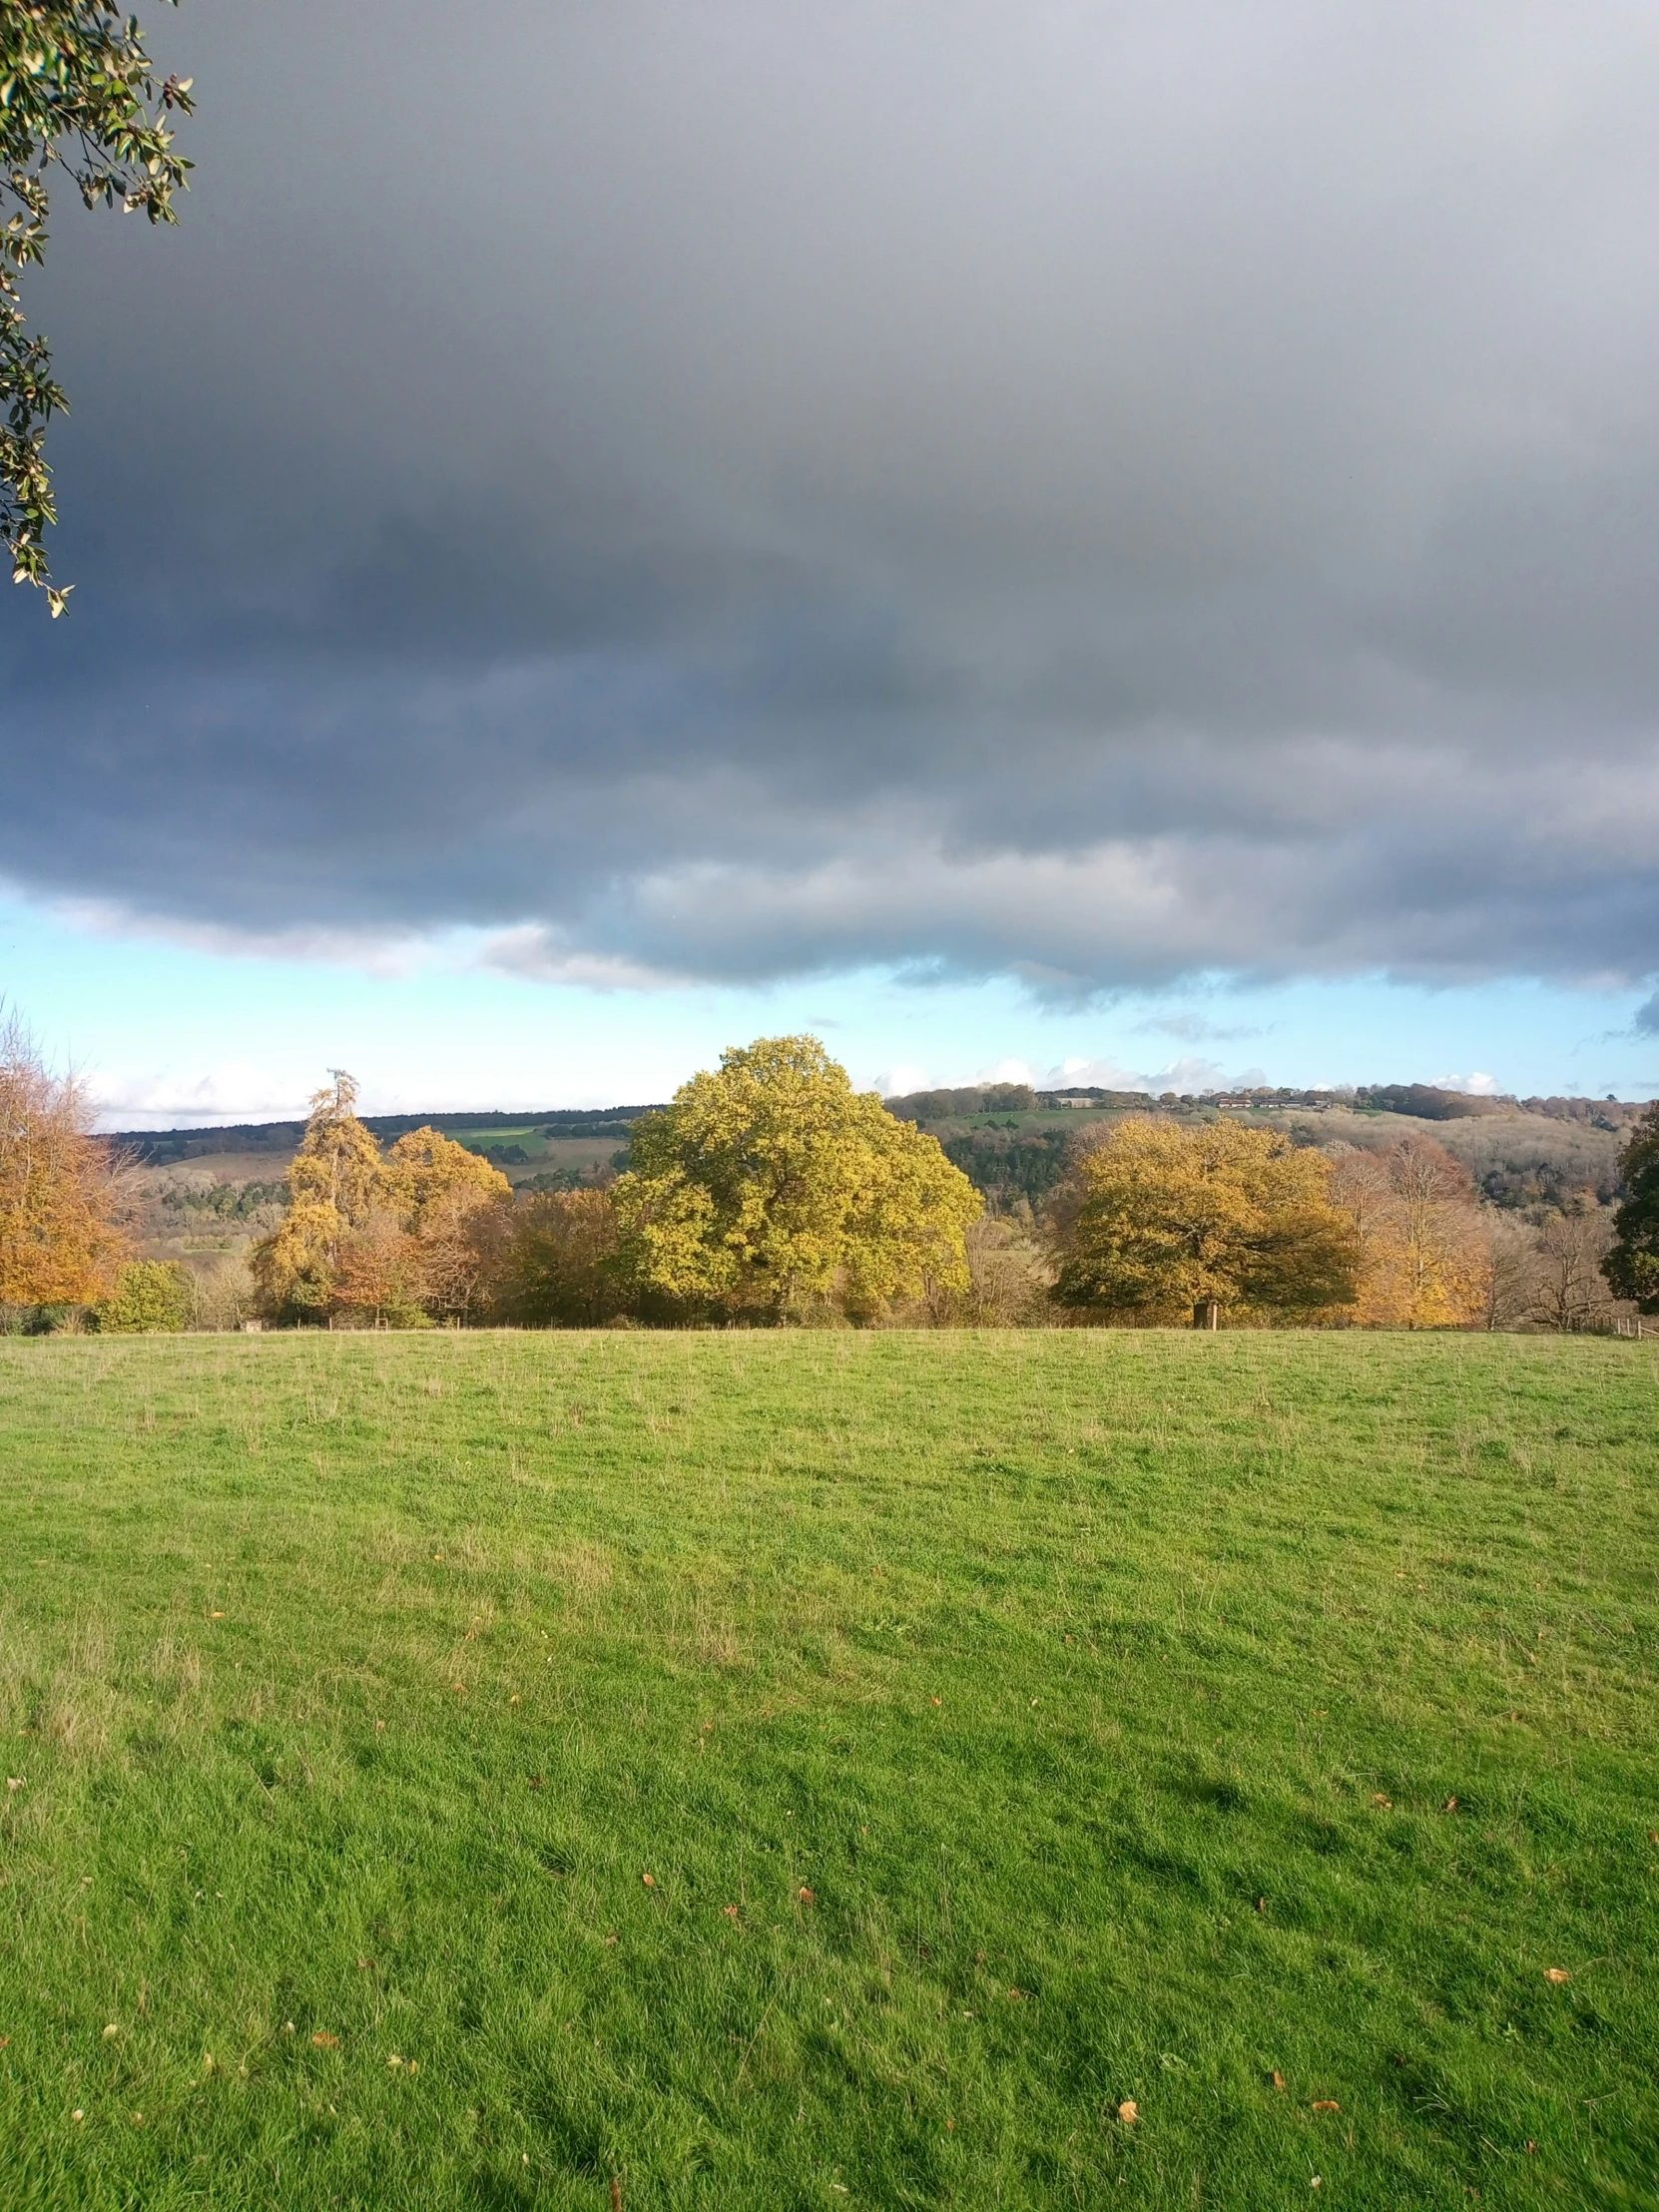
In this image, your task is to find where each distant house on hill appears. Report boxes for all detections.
[1211,1095,1255,1111]
[1051,1095,1099,1109]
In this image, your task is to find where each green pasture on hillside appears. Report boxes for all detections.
[0,1332,1655,2209]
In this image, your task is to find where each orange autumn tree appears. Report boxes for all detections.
[0,1011,126,1312]
[1329,1135,1490,1328]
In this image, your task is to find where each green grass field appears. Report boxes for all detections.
[1,1332,1655,2210]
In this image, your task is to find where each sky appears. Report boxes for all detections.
[5,0,1659,1123]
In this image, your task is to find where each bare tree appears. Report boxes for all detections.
[1527,1208,1620,1334]
[1480,1213,1541,1331]
[921,1214,1052,1325]
[1329,1134,1489,1328]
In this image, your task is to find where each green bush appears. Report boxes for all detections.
[94,1260,194,1334]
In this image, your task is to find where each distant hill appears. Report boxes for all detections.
[112,1087,1647,1220]
[113,1106,667,1169]
[876,1086,1647,1217]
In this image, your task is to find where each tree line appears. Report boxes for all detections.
[6,1018,1659,1333]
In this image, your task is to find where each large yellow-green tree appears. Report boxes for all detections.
[1051,1115,1356,1324]
[0,1010,126,1308]
[613,1035,980,1321]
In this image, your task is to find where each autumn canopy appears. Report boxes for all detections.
[4,1024,1620,1335]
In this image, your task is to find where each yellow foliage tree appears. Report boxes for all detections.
[255,1080,510,1325]
[0,1011,126,1310]
[377,1127,509,1323]
[613,1035,980,1321]
[94,1259,193,1335]
[1329,1136,1490,1328]
[378,1127,508,1230]
[253,1072,381,1321]
[362,1126,512,1324]
[1051,1115,1357,1324]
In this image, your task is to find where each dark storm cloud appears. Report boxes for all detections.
[5,0,1659,992]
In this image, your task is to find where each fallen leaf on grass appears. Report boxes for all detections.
[1372,1794,1392,1809]
[1443,1797,1458,1812]
[101,2024,120,2039]
[1117,2100,1138,2125]
[527,1776,545,1791]
[451,1682,467,1696]
[798,1887,816,1904]
[5,1778,22,1792]
[1256,1898,1268,1913]
[71,2109,83,2122]
[1312,2099,1340,2111]
[1310,2178,1322,2190]
[1544,1967,1571,1984]
[642,1872,656,1889]
[604,1935,618,1946]
[509,1694,521,1706]
[931,1697,942,1708]
[387,2054,403,2068]
[311,2032,339,2047]
[723,1905,740,1920]
[1273,2072,1286,2090]
[209,1611,226,1620]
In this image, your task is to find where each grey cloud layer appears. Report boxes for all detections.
[4,0,1658,991]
